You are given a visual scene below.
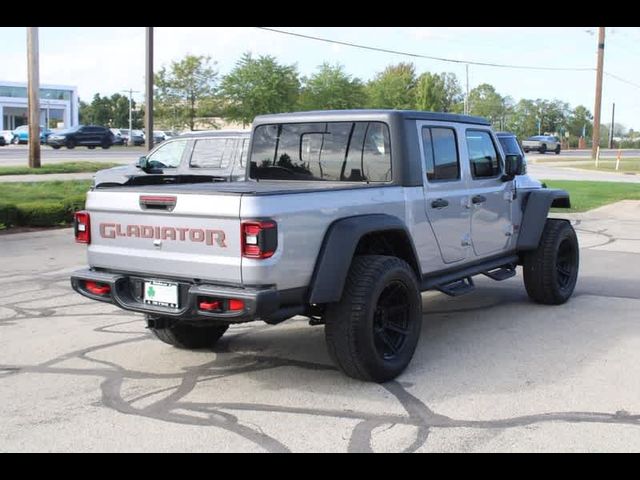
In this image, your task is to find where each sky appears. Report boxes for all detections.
[1,26,639,130]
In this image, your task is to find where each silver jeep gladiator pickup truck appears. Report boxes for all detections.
[71,110,578,382]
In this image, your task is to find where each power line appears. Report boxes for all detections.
[604,72,640,90]
[256,27,640,97]
[256,27,595,72]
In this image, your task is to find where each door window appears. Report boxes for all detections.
[466,130,501,179]
[421,127,460,181]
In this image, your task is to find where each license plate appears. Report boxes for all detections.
[143,280,179,308]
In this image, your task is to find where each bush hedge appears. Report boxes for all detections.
[0,196,86,228]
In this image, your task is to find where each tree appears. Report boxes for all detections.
[366,63,417,109]
[155,55,219,131]
[220,53,300,126]
[298,63,367,111]
[467,83,510,125]
[78,93,142,128]
[566,105,593,140]
[414,72,463,112]
[505,99,539,139]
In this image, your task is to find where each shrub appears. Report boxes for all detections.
[15,201,71,227]
[0,202,18,227]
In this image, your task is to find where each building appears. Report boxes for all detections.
[0,81,79,131]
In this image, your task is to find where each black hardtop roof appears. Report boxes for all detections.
[253,109,491,127]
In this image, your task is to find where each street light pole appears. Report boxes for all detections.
[121,89,140,146]
[27,27,41,169]
[608,102,615,149]
[592,27,606,160]
[145,27,154,151]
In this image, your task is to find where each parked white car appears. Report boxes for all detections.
[0,130,13,145]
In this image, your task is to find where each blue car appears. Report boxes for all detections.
[11,125,53,145]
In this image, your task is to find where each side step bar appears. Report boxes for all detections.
[422,254,519,297]
[483,267,516,281]
[435,277,475,297]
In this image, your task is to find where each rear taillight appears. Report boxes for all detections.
[242,221,277,259]
[74,211,91,244]
[85,281,110,296]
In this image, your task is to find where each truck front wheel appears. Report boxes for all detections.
[149,320,229,349]
[523,219,579,305]
[324,255,423,383]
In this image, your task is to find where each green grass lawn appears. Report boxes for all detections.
[543,180,640,212]
[1,180,92,203]
[0,162,121,176]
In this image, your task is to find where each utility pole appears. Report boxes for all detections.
[608,102,615,149]
[27,27,41,169]
[464,64,470,115]
[121,89,140,146]
[592,27,606,160]
[145,27,154,151]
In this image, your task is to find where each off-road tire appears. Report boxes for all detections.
[324,255,422,383]
[523,219,579,305]
[151,321,229,349]
[554,145,561,155]
[539,143,547,154]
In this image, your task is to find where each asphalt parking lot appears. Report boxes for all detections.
[0,201,639,452]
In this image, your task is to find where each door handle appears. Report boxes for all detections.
[471,195,486,205]
[431,198,449,209]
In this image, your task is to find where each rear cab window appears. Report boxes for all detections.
[249,121,392,182]
[189,137,238,169]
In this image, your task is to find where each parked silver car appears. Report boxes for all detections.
[522,135,561,154]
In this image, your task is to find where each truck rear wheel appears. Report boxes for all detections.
[150,321,228,349]
[324,255,423,383]
[523,219,579,305]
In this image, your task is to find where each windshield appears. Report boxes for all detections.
[145,139,188,169]
[250,121,392,182]
[498,136,523,156]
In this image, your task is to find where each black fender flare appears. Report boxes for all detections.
[517,188,571,251]
[308,214,420,305]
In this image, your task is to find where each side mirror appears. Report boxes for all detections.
[502,154,525,181]
[136,156,148,169]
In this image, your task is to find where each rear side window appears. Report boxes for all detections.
[466,130,501,179]
[421,127,460,181]
[250,121,392,182]
[190,137,238,169]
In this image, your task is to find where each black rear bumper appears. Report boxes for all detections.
[70,268,281,323]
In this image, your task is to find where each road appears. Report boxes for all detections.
[527,163,640,184]
[528,149,640,160]
[0,144,143,166]
[1,201,639,452]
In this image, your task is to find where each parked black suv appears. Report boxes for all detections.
[47,125,115,150]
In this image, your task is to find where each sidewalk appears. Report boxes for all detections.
[0,172,95,183]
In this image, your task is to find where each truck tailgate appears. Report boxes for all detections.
[85,190,242,284]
